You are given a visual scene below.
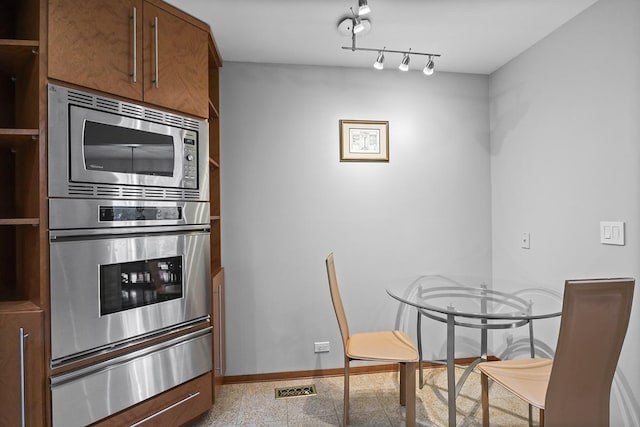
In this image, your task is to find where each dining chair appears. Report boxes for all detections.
[325,253,419,427]
[477,278,635,427]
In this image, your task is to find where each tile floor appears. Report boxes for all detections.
[192,366,540,426]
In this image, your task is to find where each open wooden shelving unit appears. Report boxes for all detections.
[0,0,47,425]
[0,0,47,304]
[208,31,225,402]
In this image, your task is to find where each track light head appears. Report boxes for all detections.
[353,18,365,34]
[358,0,371,16]
[349,7,365,34]
[399,53,410,71]
[423,56,435,76]
[337,16,370,36]
[373,51,385,70]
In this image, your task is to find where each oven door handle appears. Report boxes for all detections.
[50,225,210,241]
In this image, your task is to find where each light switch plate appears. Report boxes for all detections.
[600,221,625,245]
[521,232,530,249]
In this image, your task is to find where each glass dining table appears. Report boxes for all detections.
[387,279,562,427]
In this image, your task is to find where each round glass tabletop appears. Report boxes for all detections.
[387,279,562,327]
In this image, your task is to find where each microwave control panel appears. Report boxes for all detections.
[183,131,198,188]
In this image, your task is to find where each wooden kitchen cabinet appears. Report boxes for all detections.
[0,305,45,427]
[208,38,221,275]
[3,0,222,424]
[208,34,225,402]
[142,1,208,118]
[212,269,225,399]
[0,0,47,424]
[48,0,208,118]
[47,0,143,102]
[0,0,45,303]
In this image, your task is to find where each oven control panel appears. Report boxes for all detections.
[49,199,210,230]
[183,132,198,188]
[99,206,183,222]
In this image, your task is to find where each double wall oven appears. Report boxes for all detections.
[47,84,211,426]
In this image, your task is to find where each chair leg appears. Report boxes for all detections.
[404,361,416,427]
[344,356,350,426]
[481,372,489,427]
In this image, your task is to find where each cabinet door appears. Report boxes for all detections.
[48,0,144,101]
[0,310,44,427]
[142,2,208,118]
[212,269,225,400]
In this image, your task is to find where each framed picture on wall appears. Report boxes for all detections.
[339,120,389,162]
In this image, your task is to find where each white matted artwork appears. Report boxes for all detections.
[339,120,389,162]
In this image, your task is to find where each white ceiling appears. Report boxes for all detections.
[166,0,598,75]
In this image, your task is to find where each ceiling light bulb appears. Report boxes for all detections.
[358,0,371,16]
[353,16,365,34]
[399,53,410,71]
[373,51,384,70]
[423,57,435,76]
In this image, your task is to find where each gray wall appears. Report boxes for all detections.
[219,0,640,423]
[219,63,492,375]
[490,0,640,424]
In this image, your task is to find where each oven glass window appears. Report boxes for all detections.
[83,120,174,177]
[100,256,183,316]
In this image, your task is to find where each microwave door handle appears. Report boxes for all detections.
[132,6,137,83]
[153,16,159,88]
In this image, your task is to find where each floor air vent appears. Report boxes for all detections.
[274,384,317,399]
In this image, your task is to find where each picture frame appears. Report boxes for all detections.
[339,120,389,162]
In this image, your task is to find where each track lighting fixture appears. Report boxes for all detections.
[338,1,441,75]
[399,52,410,71]
[423,56,435,75]
[358,0,371,16]
[373,50,385,70]
[343,45,440,75]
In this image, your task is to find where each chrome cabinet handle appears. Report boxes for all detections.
[132,7,137,83]
[19,328,29,427]
[218,285,223,373]
[153,16,159,88]
[129,392,200,426]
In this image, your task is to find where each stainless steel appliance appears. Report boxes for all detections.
[48,85,213,426]
[51,328,212,427]
[49,199,211,364]
[48,83,208,201]
[48,199,212,426]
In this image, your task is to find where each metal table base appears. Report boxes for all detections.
[417,309,535,427]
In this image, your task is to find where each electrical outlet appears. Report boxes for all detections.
[314,341,330,353]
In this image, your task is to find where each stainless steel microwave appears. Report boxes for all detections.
[48,84,209,201]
